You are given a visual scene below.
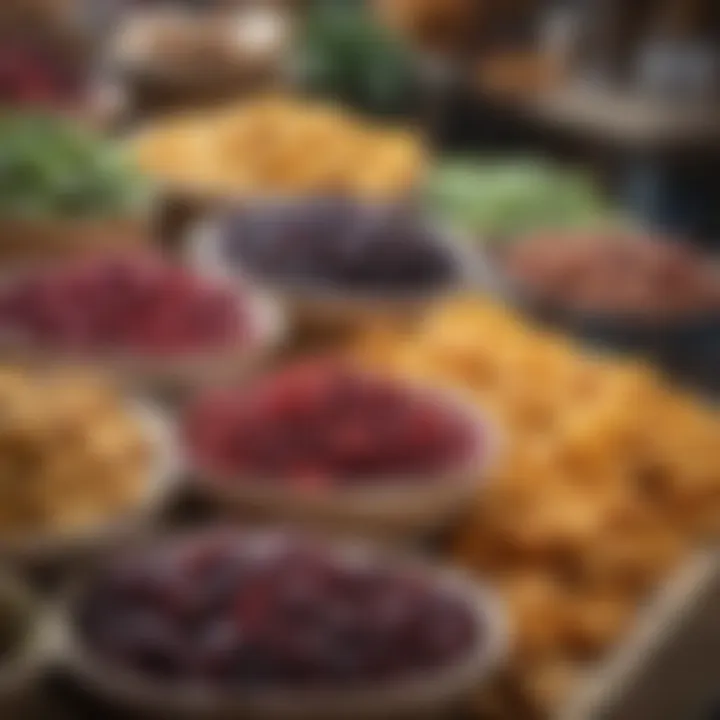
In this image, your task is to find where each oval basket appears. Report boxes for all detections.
[60,529,510,720]
[184,380,501,539]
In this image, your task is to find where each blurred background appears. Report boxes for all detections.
[3,0,718,240]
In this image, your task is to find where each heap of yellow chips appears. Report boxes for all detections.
[353,297,720,718]
[0,368,150,536]
[133,96,425,198]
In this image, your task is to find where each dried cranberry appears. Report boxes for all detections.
[183,361,480,486]
[0,254,253,355]
[79,531,480,688]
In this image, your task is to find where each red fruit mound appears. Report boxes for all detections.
[78,530,480,686]
[184,361,481,486]
[0,254,253,355]
[0,42,84,109]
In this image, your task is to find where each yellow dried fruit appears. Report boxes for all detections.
[352,295,720,717]
[133,96,426,199]
[0,369,151,536]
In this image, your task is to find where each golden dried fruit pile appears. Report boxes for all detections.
[353,297,720,718]
[133,96,425,198]
[0,369,151,536]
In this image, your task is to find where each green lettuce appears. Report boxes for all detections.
[0,112,150,220]
[427,158,615,239]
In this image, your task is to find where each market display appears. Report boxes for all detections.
[0,254,254,356]
[0,3,717,717]
[215,199,460,293]
[352,297,720,716]
[76,529,482,687]
[501,230,720,317]
[132,97,425,197]
[184,360,482,486]
[0,367,150,535]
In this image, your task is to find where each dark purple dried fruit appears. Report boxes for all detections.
[217,199,459,293]
[78,531,480,688]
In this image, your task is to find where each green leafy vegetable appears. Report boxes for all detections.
[427,158,615,239]
[0,112,150,220]
[297,1,420,118]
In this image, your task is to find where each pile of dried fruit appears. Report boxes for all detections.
[132,96,425,198]
[501,230,720,319]
[216,199,459,294]
[0,367,150,535]
[0,254,252,356]
[352,297,720,717]
[184,360,480,486]
[78,529,480,686]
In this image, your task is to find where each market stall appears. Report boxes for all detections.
[0,2,716,720]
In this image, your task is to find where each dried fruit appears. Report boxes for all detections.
[132,96,425,199]
[218,199,459,293]
[0,367,150,535]
[184,360,480,485]
[502,231,720,318]
[352,296,720,716]
[0,254,253,356]
[79,530,480,687]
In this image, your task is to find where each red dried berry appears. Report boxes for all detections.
[184,361,481,486]
[0,254,253,355]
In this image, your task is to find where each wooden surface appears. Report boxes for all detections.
[560,552,720,720]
